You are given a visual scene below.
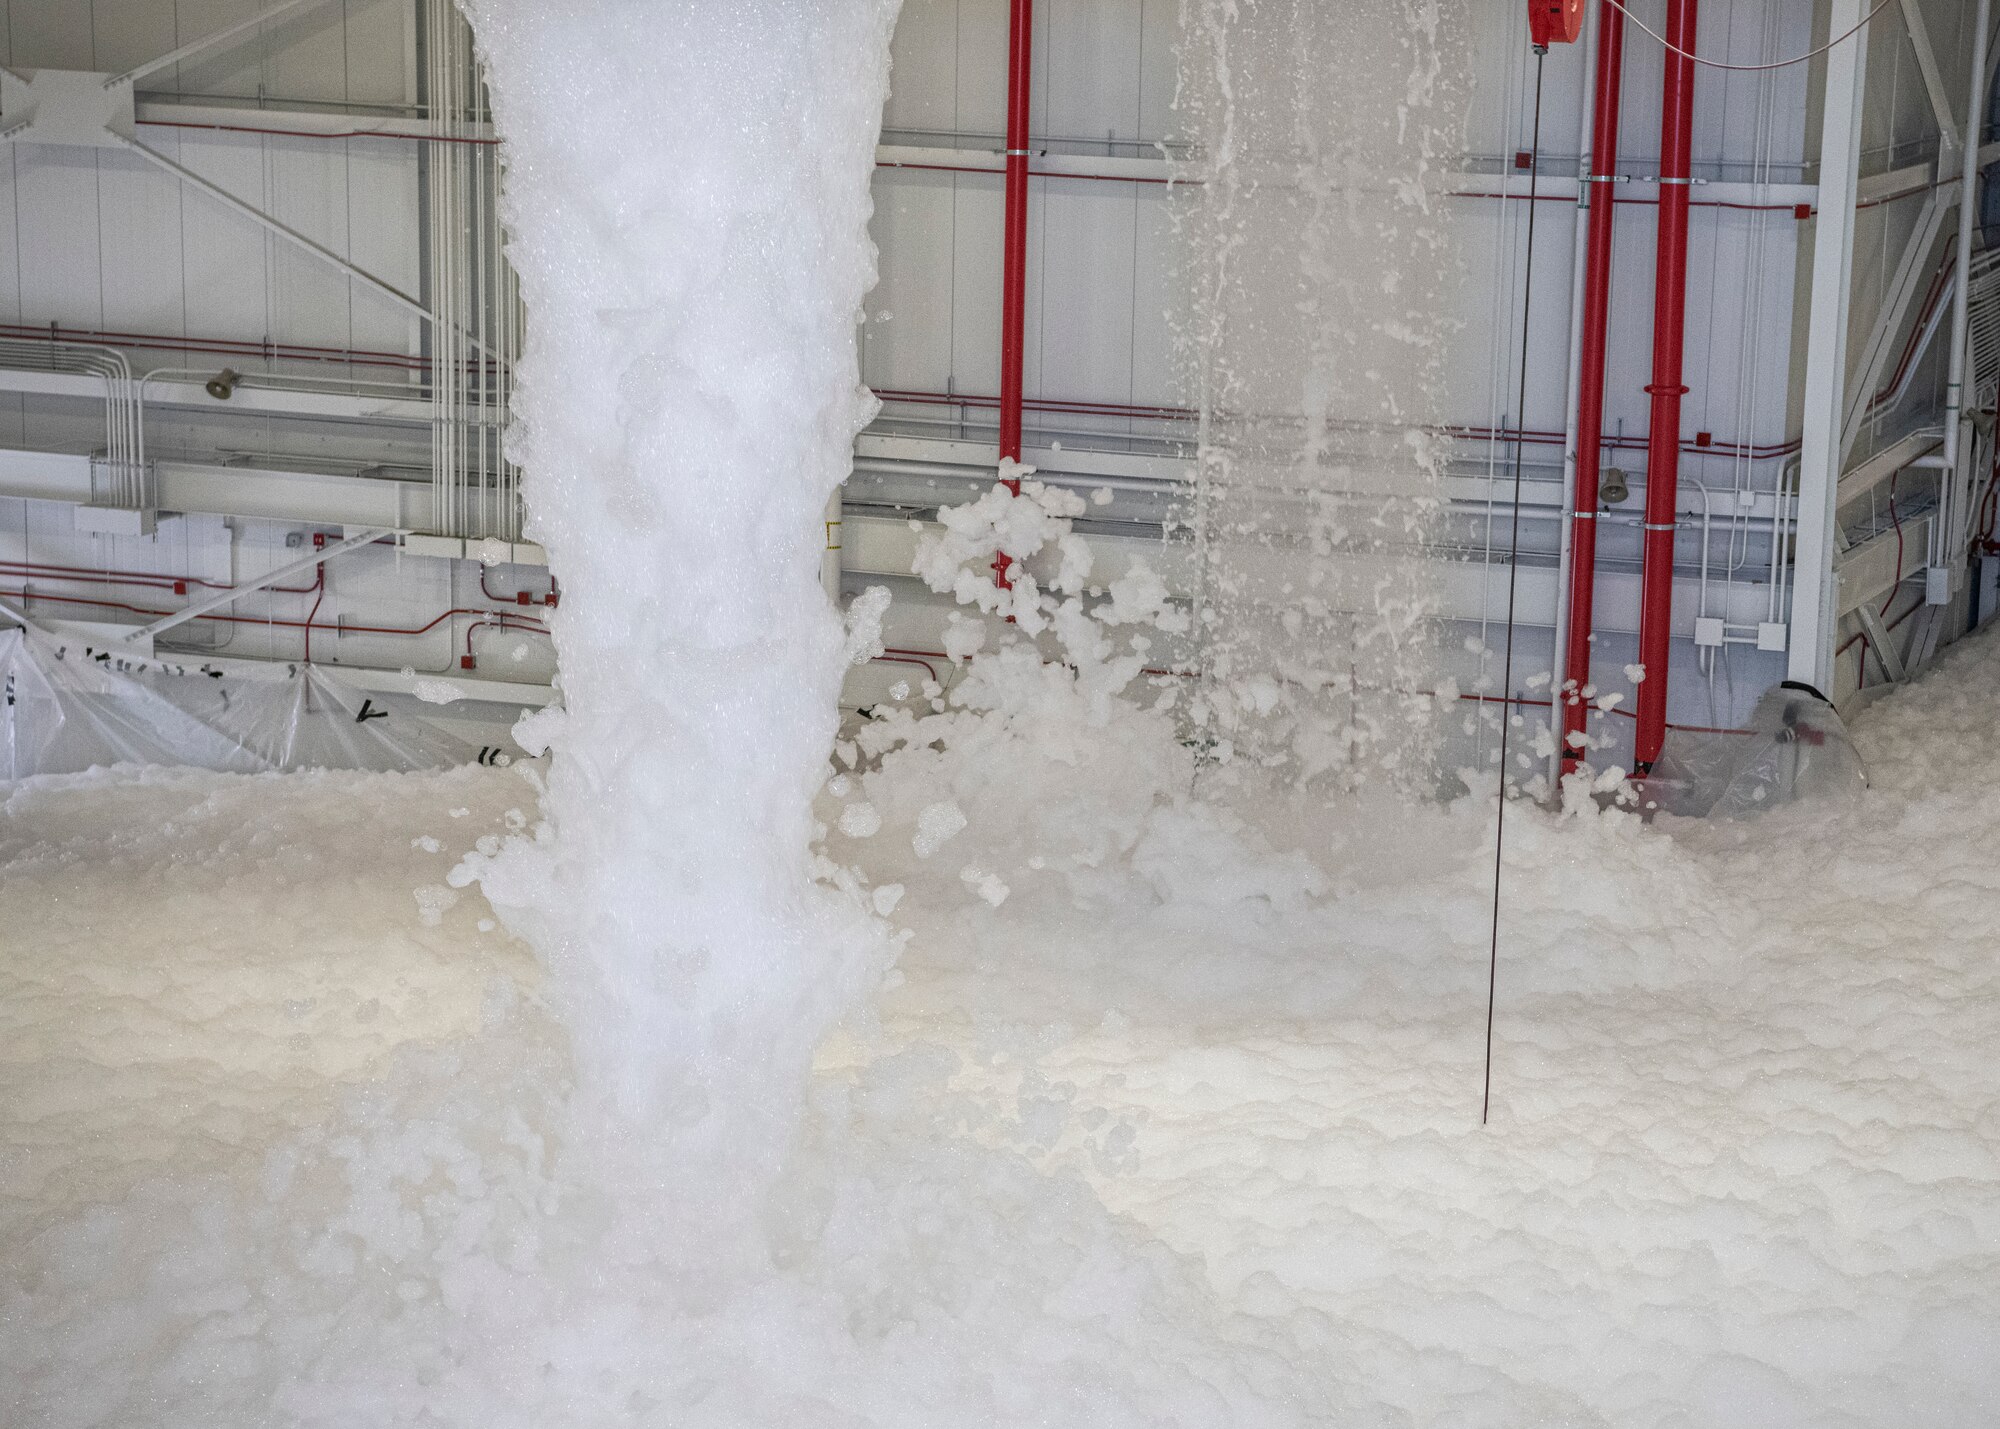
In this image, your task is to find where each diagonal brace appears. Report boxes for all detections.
[125,526,395,642]
[106,0,333,91]
[104,134,470,345]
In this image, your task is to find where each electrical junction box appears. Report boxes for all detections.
[1925,565,1952,606]
[1756,622,1788,652]
[1693,616,1725,648]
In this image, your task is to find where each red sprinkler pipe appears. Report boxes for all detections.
[1633,0,1698,776]
[1560,0,1627,772]
[992,0,1034,592]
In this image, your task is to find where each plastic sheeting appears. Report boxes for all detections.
[0,626,488,779]
[1649,682,1868,820]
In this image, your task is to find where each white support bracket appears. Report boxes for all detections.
[124,526,395,642]
[1898,0,1961,156]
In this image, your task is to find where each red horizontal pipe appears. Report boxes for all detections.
[870,641,1753,736]
[0,320,491,377]
[1447,187,1807,216]
[4,586,545,641]
[875,386,1193,423]
[1634,0,1699,776]
[1442,421,1798,460]
[877,159,1181,187]
[136,118,498,147]
[878,386,1798,460]
[1562,0,1626,773]
[0,318,1801,464]
[0,557,319,595]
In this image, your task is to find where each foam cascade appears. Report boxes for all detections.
[456,0,902,1182]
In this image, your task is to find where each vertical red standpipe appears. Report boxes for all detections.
[1560,0,1627,772]
[1633,0,1697,776]
[991,0,1034,593]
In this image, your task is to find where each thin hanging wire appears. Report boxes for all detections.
[1603,0,1889,74]
[1483,47,1548,1128]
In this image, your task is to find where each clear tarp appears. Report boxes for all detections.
[0,626,491,779]
[1648,682,1868,820]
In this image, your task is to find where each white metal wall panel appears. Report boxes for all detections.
[865,169,958,394]
[345,141,422,360]
[265,138,357,350]
[0,149,21,327]
[952,0,1010,137]
[6,2,93,70]
[1129,189,1179,410]
[1036,177,1138,413]
[947,175,1004,400]
[14,145,105,331]
[98,144,190,342]
[1044,0,1143,144]
[884,0,960,133]
[263,3,361,105]
[177,131,276,351]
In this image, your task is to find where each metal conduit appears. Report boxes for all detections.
[0,338,145,510]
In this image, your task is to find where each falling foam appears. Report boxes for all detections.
[1173,0,1472,789]
[454,0,903,1201]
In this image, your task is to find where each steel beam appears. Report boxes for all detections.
[108,0,332,90]
[1840,191,1948,460]
[1790,0,1872,690]
[1897,0,1960,153]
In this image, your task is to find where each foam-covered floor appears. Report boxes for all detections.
[7,636,2000,1426]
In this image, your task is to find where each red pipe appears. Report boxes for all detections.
[136,118,498,147]
[302,565,327,663]
[998,0,1033,472]
[992,0,1034,592]
[0,557,320,595]
[876,386,1796,459]
[0,319,489,376]
[1633,0,1698,776]
[1560,0,1627,772]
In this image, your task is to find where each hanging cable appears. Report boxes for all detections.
[1484,46,1549,1129]
[1603,0,1889,73]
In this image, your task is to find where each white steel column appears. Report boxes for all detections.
[1789,0,1870,691]
[1546,0,1603,786]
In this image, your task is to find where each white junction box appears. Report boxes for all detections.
[1693,616,1725,648]
[1925,565,1952,607]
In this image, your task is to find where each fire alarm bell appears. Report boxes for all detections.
[1529,0,1585,47]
